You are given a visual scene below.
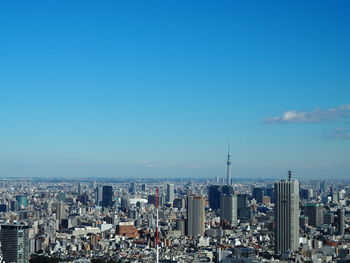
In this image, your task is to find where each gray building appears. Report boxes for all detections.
[56,201,66,222]
[274,174,300,255]
[220,194,237,225]
[0,224,29,263]
[237,194,251,221]
[166,184,175,203]
[95,185,103,206]
[186,195,205,236]
[129,182,137,194]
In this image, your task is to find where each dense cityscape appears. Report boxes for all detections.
[0,152,349,263]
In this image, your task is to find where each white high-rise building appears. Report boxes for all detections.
[166,184,174,203]
[274,171,300,255]
[186,195,205,236]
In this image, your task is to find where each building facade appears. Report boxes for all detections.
[220,194,237,225]
[102,185,113,208]
[166,184,175,203]
[0,224,29,263]
[186,195,205,236]
[274,176,300,255]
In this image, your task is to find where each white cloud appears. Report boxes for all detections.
[264,104,350,124]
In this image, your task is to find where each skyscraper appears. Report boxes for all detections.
[102,185,113,208]
[15,195,28,209]
[274,171,300,255]
[220,194,237,225]
[237,194,251,221]
[95,185,103,206]
[56,201,66,222]
[120,196,130,213]
[221,185,234,195]
[186,195,205,236]
[208,185,221,210]
[129,182,137,194]
[0,224,29,263]
[252,187,264,204]
[304,203,324,227]
[78,183,84,195]
[166,184,175,203]
[337,207,345,236]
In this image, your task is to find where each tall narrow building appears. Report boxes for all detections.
[337,207,345,236]
[186,195,205,236]
[208,185,221,210]
[166,184,175,203]
[56,201,66,222]
[220,194,237,225]
[274,171,300,255]
[102,185,113,208]
[95,185,103,206]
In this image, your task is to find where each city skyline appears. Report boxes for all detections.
[1,1,350,179]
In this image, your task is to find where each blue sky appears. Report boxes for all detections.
[0,1,349,179]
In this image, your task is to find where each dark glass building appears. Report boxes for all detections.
[252,187,263,204]
[208,185,221,210]
[0,224,29,263]
[102,185,113,207]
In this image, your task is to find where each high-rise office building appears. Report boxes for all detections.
[221,185,234,195]
[15,195,28,209]
[129,182,137,194]
[56,202,66,222]
[265,186,275,203]
[220,194,237,225]
[166,184,175,203]
[237,194,251,221]
[173,198,186,209]
[120,197,130,212]
[95,185,103,206]
[78,183,84,195]
[323,212,334,225]
[208,185,221,210]
[274,172,300,255]
[336,207,345,236]
[252,187,264,204]
[320,180,326,193]
[0,224,29,263]
[304,203,324,227]
[10,200,19,212]
[186,195,205,236]
[102,185,113,208]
